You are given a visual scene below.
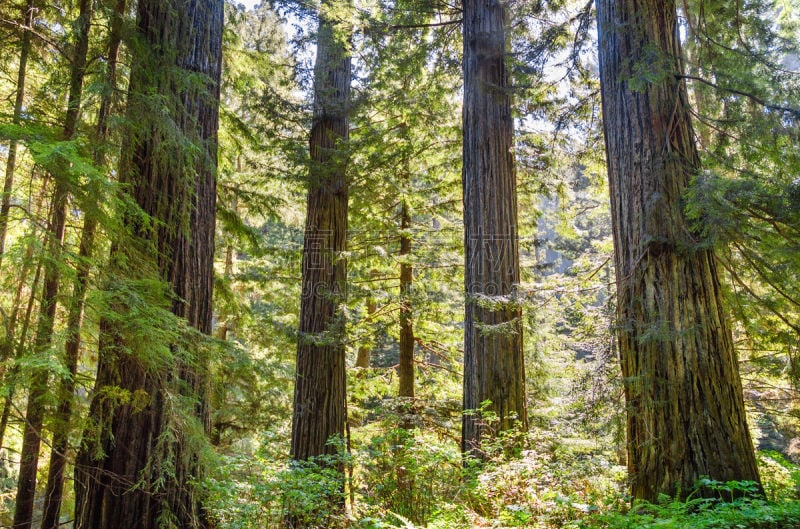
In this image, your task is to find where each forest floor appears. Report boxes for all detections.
[202,363,800,529]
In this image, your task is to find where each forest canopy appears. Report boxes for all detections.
[0,0,799,528]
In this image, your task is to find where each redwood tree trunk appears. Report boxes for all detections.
[74,1,222,527]
[461,0,527,456]
[596,0,761,500]
[290,0,351,467]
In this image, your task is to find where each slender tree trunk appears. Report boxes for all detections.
[210,239,233,446]
[215,243,235,341]
[0,174,50,449]
[210,240,233,445]
[74,1,222,527]
[41,3,126,526]
[355,297,375,368]
[395,164,416,503]
[13,2,93,526]
[0,238,36,373]
[0,0,35,267]
[290,0,351,468]
[0,240,43,449]
[212,193,236,445]
[215,191,238,342]
[398,169,414,400]
[39,219,95,529]
[596,0,761,500]
[461,0,527,456]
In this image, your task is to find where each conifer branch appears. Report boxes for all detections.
[389,19,461,30]
[679,74,800,119]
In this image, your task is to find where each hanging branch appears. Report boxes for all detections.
[678,74,800,119]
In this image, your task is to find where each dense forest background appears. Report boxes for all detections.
[0,0,800,527]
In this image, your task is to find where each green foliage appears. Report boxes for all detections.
[346,0,464,380]
[358,427,462,524]
[280,454,350,527]
[204,443,350,529]
[586,490,800,529]
[682,0,800,402]
[758,451,800,501]
[209,1,305,453]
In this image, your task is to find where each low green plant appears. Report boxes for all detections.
[204,440,351,529]
[758,450,800,501]
[357,426,463,525]
[585,479,800,529]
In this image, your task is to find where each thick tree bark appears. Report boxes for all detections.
[13,2,93,526]
[74,1,222,528]
[290,0,351,468]
[41,2,126,526]
[461,0,527,456]
[0,0,35,267]
[596,0,761,500]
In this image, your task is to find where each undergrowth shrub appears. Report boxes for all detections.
[758,450,800,501]
[585,489,800,529]
[204,445,350,529]
[204,427,800,529]
[357,425,463,525]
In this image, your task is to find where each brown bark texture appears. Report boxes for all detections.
[461,0,527,456]
[596,0,761,500]
[74,1,222,527]
[290,1,351,465]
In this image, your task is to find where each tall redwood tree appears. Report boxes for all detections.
[596,0,761,500]
[461,0,528,455]
[290,0,352,466]
[74,0,223,527]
